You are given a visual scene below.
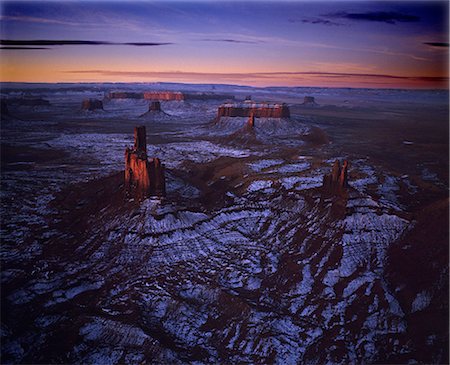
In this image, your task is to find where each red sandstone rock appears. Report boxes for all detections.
[322,160,349,195]
[81,99,103,111]
[217,103,290,118]
[108,91,184,101]
[143,91,184,101]
[247,114,255,128]
[125,126,166,198]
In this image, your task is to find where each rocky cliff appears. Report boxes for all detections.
[108,91,184,101]
[148,101,162,112]
[217,103,290,118]
[81,99,104,111]
[322,160,348,194]
[125,126,166,198]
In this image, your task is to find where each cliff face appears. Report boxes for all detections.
[143,91,184,101]
[125,126,166,198]
[81,99,103,111]
[322,160,348,195]
[217,103,290,118]
[108,91,184,101]
[247,114,255,128]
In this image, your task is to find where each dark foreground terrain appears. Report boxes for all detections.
[1,83,448,364]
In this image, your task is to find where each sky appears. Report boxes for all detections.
[0,1,448,88]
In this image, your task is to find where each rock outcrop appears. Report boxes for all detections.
[247,114,255,128]
[108,91,184,101]
[125,126,166,198]
[302,96,317,105]
[217,103,290,118]
[322,160,348,195]
[81,99,104,111]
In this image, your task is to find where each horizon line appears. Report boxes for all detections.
[1,80,448,91]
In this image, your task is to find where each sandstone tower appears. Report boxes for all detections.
[125,126,166,198]
[322,160,348,195]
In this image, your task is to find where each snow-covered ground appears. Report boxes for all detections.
[1,85,447,364]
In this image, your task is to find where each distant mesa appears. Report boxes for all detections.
[81,98,104,111]
[148,101,162,112]
[140,101,171,119]
[217,102,291,119]
[107,90,235,101]
[125,126,166,199]
[108,91,184,101]
[302,96,317,106]
[322,160,349,195]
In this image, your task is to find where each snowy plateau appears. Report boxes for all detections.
[1,83,448,364]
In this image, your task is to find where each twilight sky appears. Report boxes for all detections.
[0,0,448,88]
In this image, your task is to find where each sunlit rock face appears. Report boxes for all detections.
[143,91,184,101]
[322,160,349,195]
[107,91,185,101]
[81,99,103,111]
[124,126,166,198]
[217,102,291,118]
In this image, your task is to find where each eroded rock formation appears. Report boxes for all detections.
[247,114,255,128]
[7,98,50,106]
[108,91,184,101]
[322,160,348,194]
[125,126,166,198]
[148,101,162,112]
[217,103,290,118]
[81,99,104,111]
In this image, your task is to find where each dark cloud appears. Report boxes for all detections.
[328,11,420,24]
[201,39,259,44]
[0,46,50,50]
[423,42,449,48]
[0,39,172,47]
[289,18,342,26]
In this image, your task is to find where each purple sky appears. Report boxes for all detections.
[0,1,448,88]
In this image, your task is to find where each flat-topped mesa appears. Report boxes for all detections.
[302,96,317,105]
[322,160,349,195]
[217,102,290,118]
[107,91,184,101]
[143,91,184,101]
[125,126,166,198]
[148,101,162,112]
[81,98,103,111]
